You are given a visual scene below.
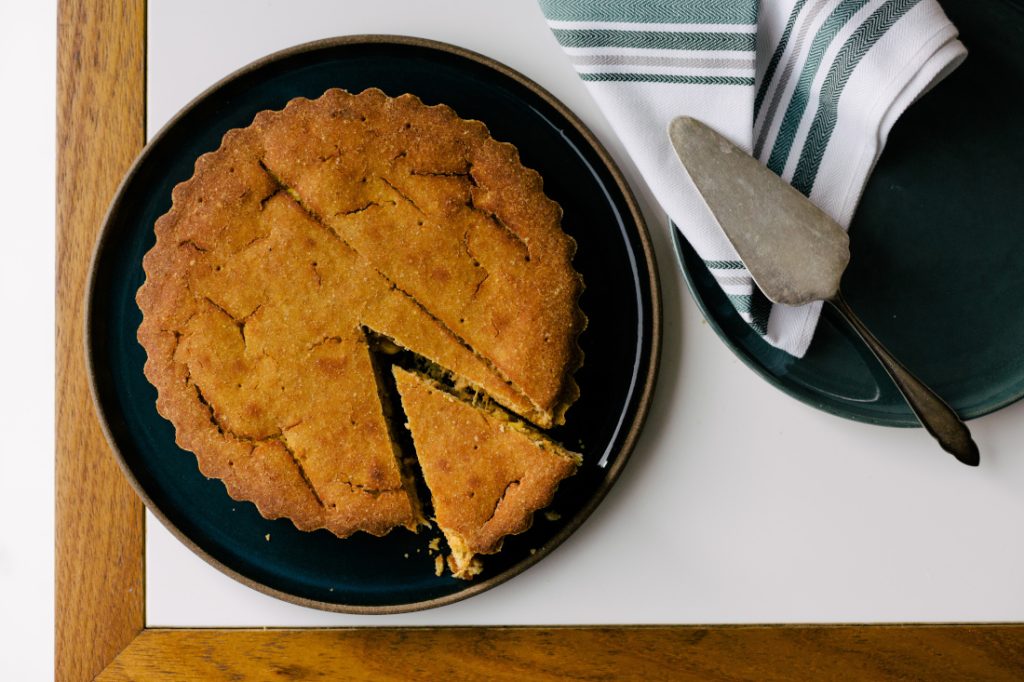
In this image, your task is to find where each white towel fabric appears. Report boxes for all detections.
[540,0,966,357]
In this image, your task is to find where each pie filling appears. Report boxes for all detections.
[368,330,579,461]
[443,531,484,580]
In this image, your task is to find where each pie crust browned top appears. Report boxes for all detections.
[136,88,584,540]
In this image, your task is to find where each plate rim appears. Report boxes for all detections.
[672,223,1024,428]
[84,34,662,614]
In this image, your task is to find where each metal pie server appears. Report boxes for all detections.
[669,116,979,466]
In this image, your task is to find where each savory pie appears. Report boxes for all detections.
[136,88,584,569]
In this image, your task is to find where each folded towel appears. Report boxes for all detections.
[540,0,966,356]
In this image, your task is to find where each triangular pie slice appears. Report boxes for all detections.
[392,367,581,579]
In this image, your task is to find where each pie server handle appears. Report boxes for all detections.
[830,291,980,466]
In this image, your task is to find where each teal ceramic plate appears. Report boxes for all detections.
[674,0,1024,427]
[86,36,660,613]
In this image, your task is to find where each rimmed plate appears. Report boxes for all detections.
[86,36,660,613]
[675,0,1024,427]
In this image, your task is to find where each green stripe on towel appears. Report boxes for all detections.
[705,260,746,270]
[552,28,756,51]
[749,289,771,336]
[754,0,809,118]
[579,73,754,85]
[764,0,869,174]
[540,0,757,25]
[727,294,753,313]
[792,0,922,195]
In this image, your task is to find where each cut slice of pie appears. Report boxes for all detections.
[392,367,581,579]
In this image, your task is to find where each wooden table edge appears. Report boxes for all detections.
[55,1,1024,680]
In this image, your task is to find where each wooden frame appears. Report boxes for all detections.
[55,1,1024,679]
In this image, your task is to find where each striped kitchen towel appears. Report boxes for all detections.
[540,0,966,357]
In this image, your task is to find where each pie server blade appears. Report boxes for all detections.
[668,115,979,466]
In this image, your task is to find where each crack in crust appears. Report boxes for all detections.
[332,201,381,217]
[483,479,521,529]
[258,188,284,211]
[189,374,327,509]
[461,229,491,299]
[334,478,398,498]
[307,335,344,351]
[202,297,261,348]
[410,169,471,178]
[273,435,325,508]
[178,239,210,253]
[189,378,280,444]
[468,192,531,261]
[379,176,424,214]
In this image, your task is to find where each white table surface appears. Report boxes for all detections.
[145,0,1024,627]
[0,2,56,677]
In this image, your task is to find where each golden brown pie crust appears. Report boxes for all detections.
[137,88,584,541]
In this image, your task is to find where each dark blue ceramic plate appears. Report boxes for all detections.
[86,36,660,613]
[675,0,1024,427]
